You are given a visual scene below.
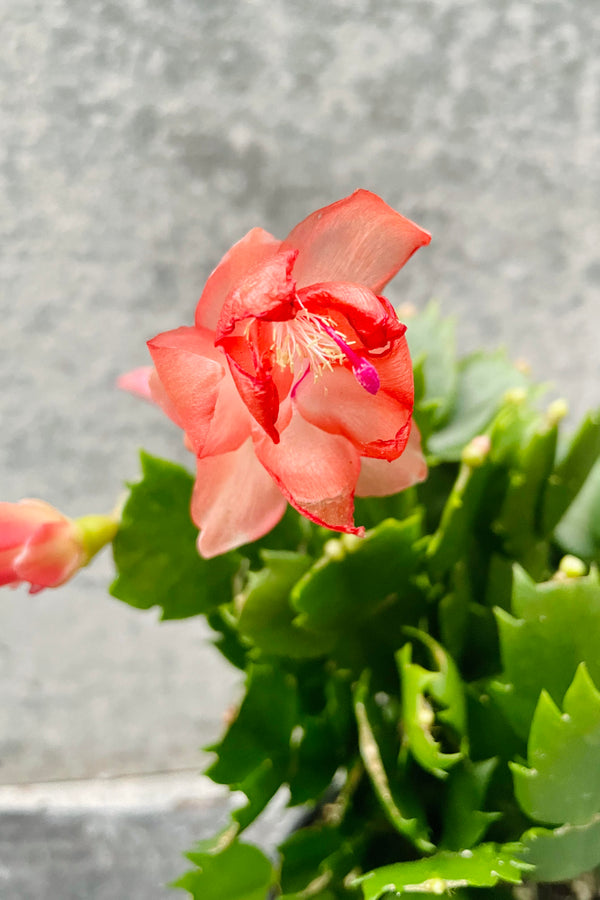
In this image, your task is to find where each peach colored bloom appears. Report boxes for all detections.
[147,190,430,557]
[0,501,117,593]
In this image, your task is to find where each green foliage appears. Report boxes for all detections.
[354,671,433,852]
[174,840,274,899]
[541,410,600,534]
[205,663,297,828]
[398,630,466,778]
[511,664,600,825]
[440,759,500,850]
[292,517,423,635]
[354,843,532,899]
[406,302,457,436]
[521,815,600,883]
[111,453,240,618]
[107,306,600,897]
[237,551,333,659]
[555,457,600,562]
[426,351,530,462]
[490,567,600,738]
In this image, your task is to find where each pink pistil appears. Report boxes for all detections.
[318,321,380,394]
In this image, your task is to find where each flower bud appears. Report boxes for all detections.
[461,434,491,468]
[0,500,118,594]
[546,398,569,427]
[557,554,587,579]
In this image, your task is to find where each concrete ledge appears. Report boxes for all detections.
[0,774,232,900]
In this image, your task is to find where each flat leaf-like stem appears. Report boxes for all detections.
[111,452,239,618]
[511,663,600,826]
[354,843,532,899]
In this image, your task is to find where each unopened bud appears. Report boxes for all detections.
[558,555,587,579]
[323,538,346,561]
[546,399,569,427]
[461,434,491,468]
[0,500,118,594]
[503,387,527,406]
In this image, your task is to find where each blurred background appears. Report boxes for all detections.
[1,0,599,896]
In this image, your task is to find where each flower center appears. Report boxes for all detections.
[272,309,346,373]
[271,308,380,395]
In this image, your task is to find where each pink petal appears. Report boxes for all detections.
[356,425,428,497]
[294,364,412,461]
[148,326,252,457]
[14,520,84,588]
[192,438,287,558]
[116,367,155,402]
[365,332,414,407]
[284,190,431,293]
[195,228,282,331]
[254,410,363,534]
[214,249,298,342]
[0,548,20,587]
[221,340,281,444]
[299,282,407,349]
[0,500,64,551]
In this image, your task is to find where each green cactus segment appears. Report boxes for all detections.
[174,839,275,900]
[440,758,501,850]
[354,671,434,853]
[205,663,297,830]
[426,351,530,462]
[292,516,423,634]
[406,302,458,437]
[111,452,239,618]
[237,550,333,658]
[541,409,600,535]
[490,567,600,739]
[397,630,466,778]
[521,814,600,883]
[555,457,600,563]
[511,664,600,826]
[354,843,532,899]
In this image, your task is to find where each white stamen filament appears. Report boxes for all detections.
[271,309,351,376]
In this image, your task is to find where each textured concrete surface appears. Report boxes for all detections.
[0,798,232,900]
[1,0,599,895]
[0,774,297,899]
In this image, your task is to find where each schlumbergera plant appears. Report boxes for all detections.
[4,191,600,899]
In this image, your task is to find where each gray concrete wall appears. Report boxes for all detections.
[1,0,599,895]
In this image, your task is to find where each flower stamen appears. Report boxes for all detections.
[272,309,380,394]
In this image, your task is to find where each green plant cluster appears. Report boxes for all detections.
[111,305,600,899]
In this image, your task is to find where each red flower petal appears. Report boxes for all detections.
[192,438,287,558]
[284,189,431,293]
[356,425,428,496]
[294,364,412,460]
[253,410,363,534]
[220,336,281,444]
[368,334,415,411]
[195,227,282,330]
[14,521,84,588]
[148,326,252,457]
[299,282,407,349]
[0,548,20,587]
[0,500,64,550]
[214,249,298,343]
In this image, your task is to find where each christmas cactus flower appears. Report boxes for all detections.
[147,190,431,556]
[0,500,118,593]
